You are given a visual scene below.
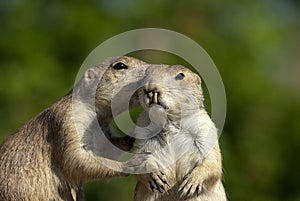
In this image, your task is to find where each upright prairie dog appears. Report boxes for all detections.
[133,65,227,201]
[0,56,151,201]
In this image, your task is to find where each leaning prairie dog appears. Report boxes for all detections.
[0,56,151,201]
[133,65,227,201]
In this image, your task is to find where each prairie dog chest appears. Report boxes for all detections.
[169,131,202,179]
[133,122,202,180]
[133,110,217,180]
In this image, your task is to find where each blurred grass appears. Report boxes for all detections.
[1,0,300,201]
[84,176,136,201]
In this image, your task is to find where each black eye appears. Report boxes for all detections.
[175,73,185,80]
[112,62,128,70]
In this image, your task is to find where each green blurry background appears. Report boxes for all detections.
[1,0,300,200]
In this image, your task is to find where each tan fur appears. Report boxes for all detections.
[133,65,226,201]
[0,56,149,201]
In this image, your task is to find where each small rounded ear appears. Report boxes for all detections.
[84,68,97,81]
[195,74,205,108]
[190,73,202,94]
[193,73,201,87]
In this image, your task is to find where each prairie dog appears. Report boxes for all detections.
[133,65,226,201]
[0,56,149,201]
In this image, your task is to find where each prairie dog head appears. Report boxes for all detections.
[95,56,148,111]
[74,56,149,117]
[139,64,204,119]
[72,56,150,155]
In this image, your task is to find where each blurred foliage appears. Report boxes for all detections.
[1,0,300,200]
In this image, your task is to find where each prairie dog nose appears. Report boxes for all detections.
[144,82,159,92]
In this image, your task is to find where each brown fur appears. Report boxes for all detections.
[0,56,148,201]
[133,65,227,201]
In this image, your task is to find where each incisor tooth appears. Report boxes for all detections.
[153,92,158,104]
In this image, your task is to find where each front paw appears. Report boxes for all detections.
[138,154,170,193]
[146,170,169,193]
[122,153,150,173]
[178,174,203,199]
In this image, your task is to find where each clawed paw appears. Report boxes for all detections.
[123,153,151,173]
[147,170,170,193]
[178,175,203,199]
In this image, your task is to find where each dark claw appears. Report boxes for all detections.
[196,186,200,196]
[178,182,185,193]
[178,186,183,193]
[156,183,165,193]
[152,178,160,190]
[158,174,169,187]
[186,185,192,197]
[158,186,164,193]
[149,182,155,192]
